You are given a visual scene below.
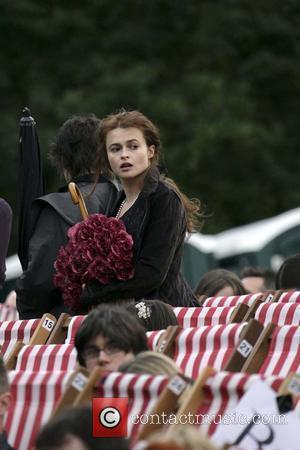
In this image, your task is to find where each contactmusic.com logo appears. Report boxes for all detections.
[92,398,128,437]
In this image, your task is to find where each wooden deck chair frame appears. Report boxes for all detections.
[242,297,266,322]
[165,366,215,437]
[73,366,103,406]
[155,325,181,357]
[46,312,72,344]
[5,313,57,370]
[241,322,276,374]
[136,373,191,441]
[228,303,249,323]
[223,318,265,372]
[51,366,102,418]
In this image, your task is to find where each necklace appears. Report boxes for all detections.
[115,193,140,219]
[115,199,126,219]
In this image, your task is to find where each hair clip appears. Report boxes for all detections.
[135,301,151,320]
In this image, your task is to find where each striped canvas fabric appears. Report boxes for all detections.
[15,344,77,371]
[65,315,86,344]
[146,329,166,351]
[98,372,169,441]
[202,293,262,308]
[259,325,300,376]
[277,291,300,303]
[173,323,247,379]
[0,318,40,360]
[174,307,235,328]
[13,331,164,372]
[5,370,72,450]
[193,371,283,437]
[255,303,300,326]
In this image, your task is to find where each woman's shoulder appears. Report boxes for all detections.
[148,180,185,222]
[153,179,182,204]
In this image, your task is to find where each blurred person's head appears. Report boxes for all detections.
[137,425,219,450]
[0,357,11,433]
[126,300,178,331]
[75,304,148,371]
[119,351,181,377]
[195,269,247,298]
[35,406,129,450]
[275,254,300,290]
[240,266,276,293]
[49,114,101,182]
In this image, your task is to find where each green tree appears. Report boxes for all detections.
[1,0,300,252]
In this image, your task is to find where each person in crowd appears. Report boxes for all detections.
[35,406,129,450]
[126,299,178,331]
[138,425,219,450]
[75,304,148,371]
[16,115,118,319]
[195,268,247,299]
[0,198,12,290]
[240,266,276,293]
[119,350,181,377]
[80,109,202,310]
[3,291,17,310]
[0,357,14,450]
[275,254,300,290]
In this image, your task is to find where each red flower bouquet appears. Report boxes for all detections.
[53,214,134,312]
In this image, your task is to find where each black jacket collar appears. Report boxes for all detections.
[58,174,107,193]
[114,164,161,205]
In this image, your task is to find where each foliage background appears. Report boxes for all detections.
[1,0,300,254]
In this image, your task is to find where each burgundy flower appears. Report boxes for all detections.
[54,213,135,312]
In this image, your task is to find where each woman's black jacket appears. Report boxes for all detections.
[81,167,198,309]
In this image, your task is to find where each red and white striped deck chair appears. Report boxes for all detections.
[255,302,300,325]
[13,330,167,372]
[0,304,19,321]
[201,292,263,308]
[176,370,283,438]
[0,318,40,360]
[146,330,166,351]
[174,307,236,328]
[98,372,169,442]
[258,325,300,377]
[5,370,72,450]
[15,343,77,371]
[277,290,300,304]
[65,315,86,344]
[173,323,247,379]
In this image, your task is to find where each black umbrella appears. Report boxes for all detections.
[18,107,46,270]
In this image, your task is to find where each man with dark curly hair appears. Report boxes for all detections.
[16,115,118,319]
[75,304,148,371]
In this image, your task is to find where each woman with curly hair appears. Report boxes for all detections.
[80,109,202,309]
